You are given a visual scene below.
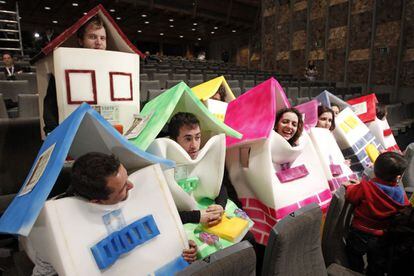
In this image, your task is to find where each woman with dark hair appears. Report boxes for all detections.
[316,105,336,131]
[331,104,340,117]
[274,107,304,146]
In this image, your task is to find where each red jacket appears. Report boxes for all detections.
[346,178,410,236]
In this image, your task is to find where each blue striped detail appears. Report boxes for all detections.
[155,256,189,276]
[91,215,160,270]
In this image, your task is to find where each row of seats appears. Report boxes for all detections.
[0,93,39,119]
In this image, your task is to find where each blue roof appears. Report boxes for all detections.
[0,103,174,236]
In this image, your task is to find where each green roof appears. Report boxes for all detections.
[129,82,242,150]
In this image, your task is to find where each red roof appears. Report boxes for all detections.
[32,4,144,63]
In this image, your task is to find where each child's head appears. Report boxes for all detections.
[374,151,407,183]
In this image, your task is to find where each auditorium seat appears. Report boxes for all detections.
[232,87,242,98]
[244,74,254,80]
[166,80,183,89]
[0,94,8,119]
[188,79,203,87]
[232,74,244,81]
[16,73,38,93]
[140,73,149,81]
[176,241,256,276]
[204,73,218,80]
[262,203,326,275]
[140,80,160,102]
[263,203,360,276]
[322,186,354,268]
[244,87,254,93]
[175,69,189,75]
[153,73,170,89]
[0,80,31,102]
[296,97,310,105]
[241,80,255,91]
[0,117,42,195]
[147,89,165,101]
[142,68,156,79]
[226,80,240,90]
[189,74,204,81]
[286,87,299,99]
[172,73,188,82]
[18,94,39,118]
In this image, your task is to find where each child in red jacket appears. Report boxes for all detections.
[345,151,410,275]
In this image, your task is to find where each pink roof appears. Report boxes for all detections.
[295,100,319,130]
[32,4,144,63]
[224,78,290,147]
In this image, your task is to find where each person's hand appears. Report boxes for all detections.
[344,159,351,167]
[200,209,222,226]
[207,204,224,216]
[342,179,360,187]
[182,240,198,263]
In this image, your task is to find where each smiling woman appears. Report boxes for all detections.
[274,107,304,146]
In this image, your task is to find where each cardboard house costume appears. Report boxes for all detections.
[224,78,331,245]
[191,76,236,121]
[347,93,400,152]
[128,82,251,257]
[33,4,143,137]
[0,104,189,276]
[315,90,352,112]
[316,91,384,175]
[298,100,358,192]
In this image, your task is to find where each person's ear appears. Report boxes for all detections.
[395,175,402,182]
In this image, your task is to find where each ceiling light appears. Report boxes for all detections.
[214,26,218,29]
[0,0,6,3]
[144,21,150,24]
[193,23,197,26]
[116,17,121,20]
[141,14,147,17]
[34,32,40,38]
[160,33,164,36]
[109,9,115,12]
[72,3,78,6]
[232,30,236,33]
[169,18,174,22]
[83,12,87,15]
[211,31,215,34]
[44,6,51,10]
[52,20,58,24]
[179,35,184,38]
[137,30,142,33]
[170,25,174,28]
[197,37,201,41]
[191,28,196,31]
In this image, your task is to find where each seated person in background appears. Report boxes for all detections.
[2,52,23,80]
[330,104,340,117]
[304,60,318,81]
[211,86,226,102]
[316,105,335,131]
[43,15,107,135]
[144,51,161,64]
[168,112,226,226]
[274,107,304,146]
[345,151,410,275]
[32,152,197,275]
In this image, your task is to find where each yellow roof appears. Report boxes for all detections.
[191,76,235,102]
